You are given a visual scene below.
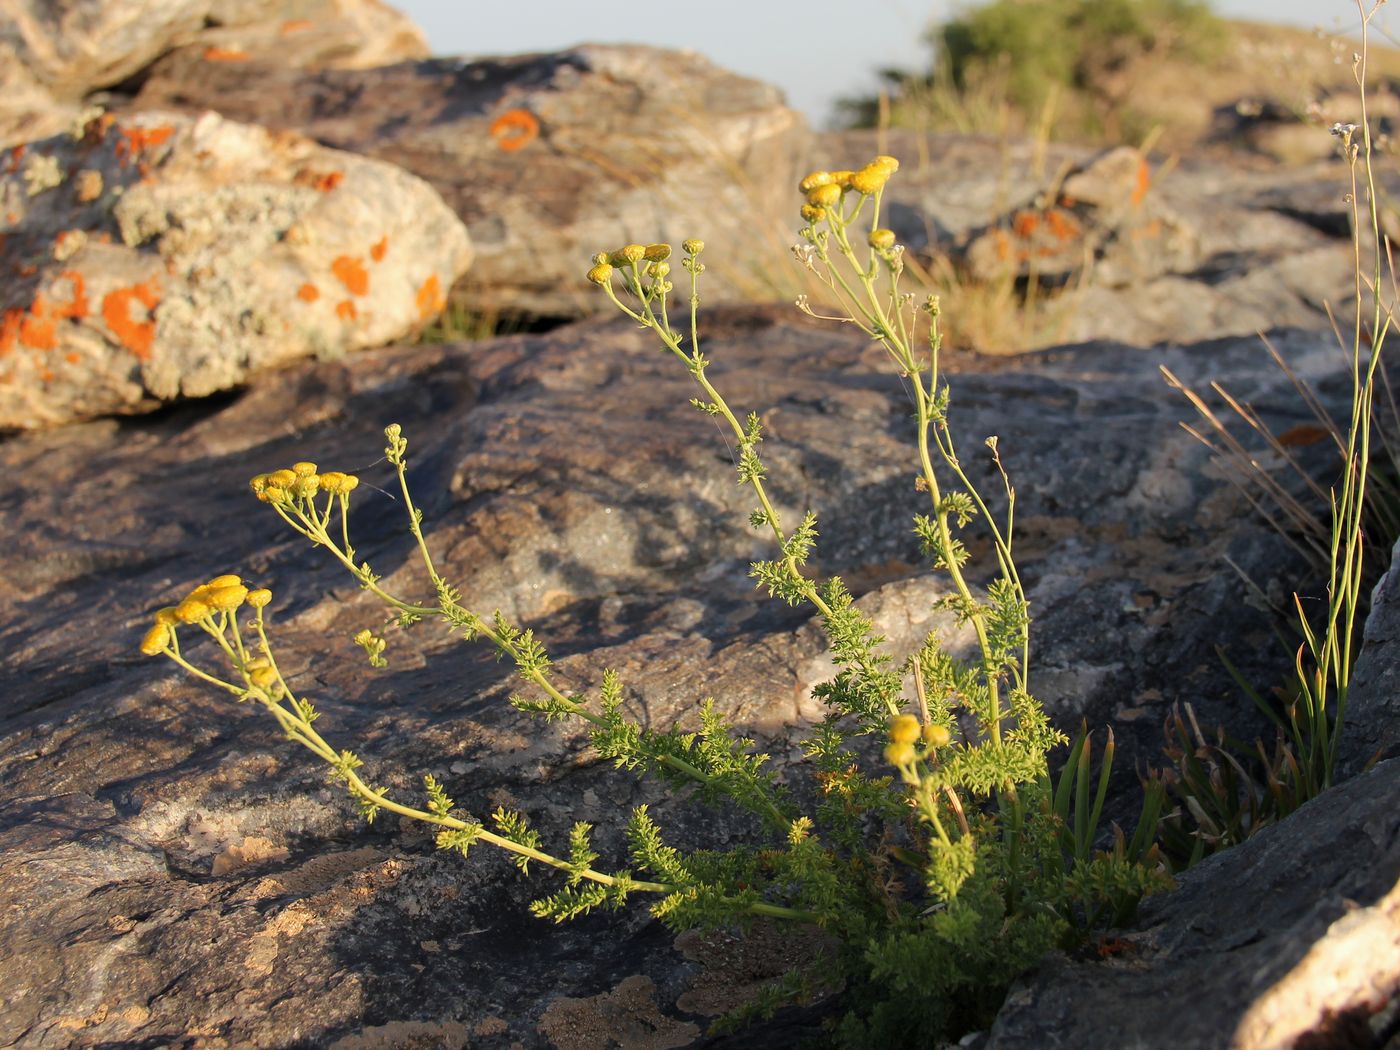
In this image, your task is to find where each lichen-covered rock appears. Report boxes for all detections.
[117,44,813,316]
[963,146,1200,288]
[0,109,471,429]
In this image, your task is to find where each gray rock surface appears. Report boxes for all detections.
[1340,536,1400,775]
[115,43,813,317]
[0,108,471,429]
[0,300,1359,1046]
[984,754,1400,1050]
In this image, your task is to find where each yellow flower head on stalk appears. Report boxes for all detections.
[849,156,899,196]
[889,714,921,745]
[922,723,952,748]
[139,623,171,655]
[868,228,897,251]
[806,183,842,209]
[247,588,272,609]
[799,170,833,194]
[609,244,647,266]
[587,262,613,285]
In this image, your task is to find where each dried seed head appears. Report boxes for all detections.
[139,623,171,655]
[889,714,921,744]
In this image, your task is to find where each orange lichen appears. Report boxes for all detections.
[202,46,251,62]
[331,255,369,296]
[1045,208,1080,241]
[1131,159,1151,207]
[65,351,80,364]
[51,271,88,320]
[116,125,175,167]
[19,298,56,350]
[280,19,314,34]
[101,281,161,359]
[370,236,388,262]
[992,230,1013,263]
[1012,211,1039,238]
[293,168,344,192]
[335,300,357,321]
[415,274,445,319]
[297,282,320,303]
[0,308,22,355]
[489,108,540,152]
[3,145,24,174]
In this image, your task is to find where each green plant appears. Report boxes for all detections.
[1151,0,1394,868]
[843,0,1225,144]
[140,156,1167,1044]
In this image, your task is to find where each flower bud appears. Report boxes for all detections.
[800,203,826,223]
[829,170,854,189]
[643,243,672,261]
[807,183,841,208]
[207,574,242,589]
[889,714,921,744]
[592,252,610,265]
[154,606,180,627]
[869,228,897,251]
[139,623,171,655]
[293,476,320,500]
[646,261,671,279]
[612,244,645,265]
[587,262,613,285]
[268,469,297,488]
[798,171,833,194]
[259,486,289,504]
[870,155,900,174]
[293,461,317,476]
[247,588,272,608]
[682,239,704,256]
[249,666,279,690]
[922,723,953,748]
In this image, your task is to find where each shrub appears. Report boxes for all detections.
[142,157,1168,1043]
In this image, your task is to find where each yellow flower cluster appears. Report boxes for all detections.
[586,241,703,285]
[798,156,900,223]
[883,712,953,768]
[249,462,359,504]
[140,574,271,655]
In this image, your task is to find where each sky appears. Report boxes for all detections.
[393,1,1384,127]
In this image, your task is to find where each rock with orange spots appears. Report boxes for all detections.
[116,43,812,317]
[0,0,428,149]
[0,109,470,429]
[963,146,1199,288]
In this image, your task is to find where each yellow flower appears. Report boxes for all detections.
[798,171,833,194]
[800,203,826,223]
[207,574,242,589]
[643,243,672,261]
[922,723,953,748]
[587,262,613,285]
[884,741,916,767]
[682,239,704,256]
[154,606,180,627]
[807,183,841,208]
[293,461,317,476]
[207,584,248,612]
[849,166,890,196]
[247,588,272,608]
[889,714,921,744]
[175,597,211,624]
[609,244,646,265]
[139,623,171,655]
[868,228,897,251]
[248,666,279,690]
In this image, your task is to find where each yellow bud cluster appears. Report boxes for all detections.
[869,228,897,251]
[141,573,270,656]
[849,155,899,196]
[319,471,359,495]
[923,723,953,748]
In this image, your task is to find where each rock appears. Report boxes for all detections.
[962,146,1199,288]
[824,130,1362,349]
[0,0,428,147]
[0,109,471,429]
[1339,536,1400,775]
[115,44,813,316]
[984,754,1400,1049]
[0,297,1357,1046]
